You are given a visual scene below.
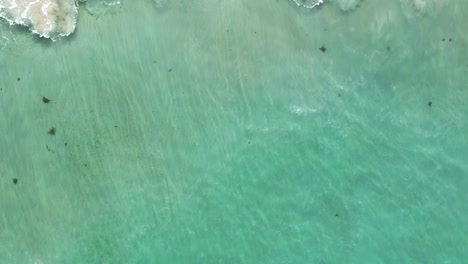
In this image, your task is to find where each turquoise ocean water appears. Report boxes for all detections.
[1,0,467,263]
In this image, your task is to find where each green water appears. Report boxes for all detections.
[1,0,467,263]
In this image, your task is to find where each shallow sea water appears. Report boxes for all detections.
[1,0,468,263]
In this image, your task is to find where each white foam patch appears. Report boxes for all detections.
[291,0,324,9]
[0,0,81,41]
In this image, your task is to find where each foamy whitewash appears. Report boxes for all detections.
[0,0,82,41]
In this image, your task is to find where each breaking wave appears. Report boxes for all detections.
[0,0,450,41]
[0,0,120,41]
[291,0,324,9]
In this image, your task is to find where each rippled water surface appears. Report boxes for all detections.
[1,0,467,263]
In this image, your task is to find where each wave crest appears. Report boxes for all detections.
[0,0,82,41]
[291,0,324,9]
[0,0,120,41]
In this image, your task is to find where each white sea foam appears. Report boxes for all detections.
[0,0,120,41]
[291,0,324,9]
[0,0,82,41]
[0,0,447,41]
[331,0,361,11]
[292,0,362,11]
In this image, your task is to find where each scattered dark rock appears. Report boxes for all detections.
[449,38,452,42]
[386,46,391,51]
[42,96,51,103]
[335,213,339,217]
[442,38,445,41]
[168,69,172,72]
[13,178,18,184]
[65,142,67,146]
[338,93,342,97]
[48,127,56,135]
[319,45,326,52]
[428,101,432,107]
[17,77,20,81]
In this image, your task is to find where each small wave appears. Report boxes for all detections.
[292,0,364,11]
[291,0,324,9]
[85,0,121,16]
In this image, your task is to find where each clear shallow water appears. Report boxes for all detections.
[1,0,468,263]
